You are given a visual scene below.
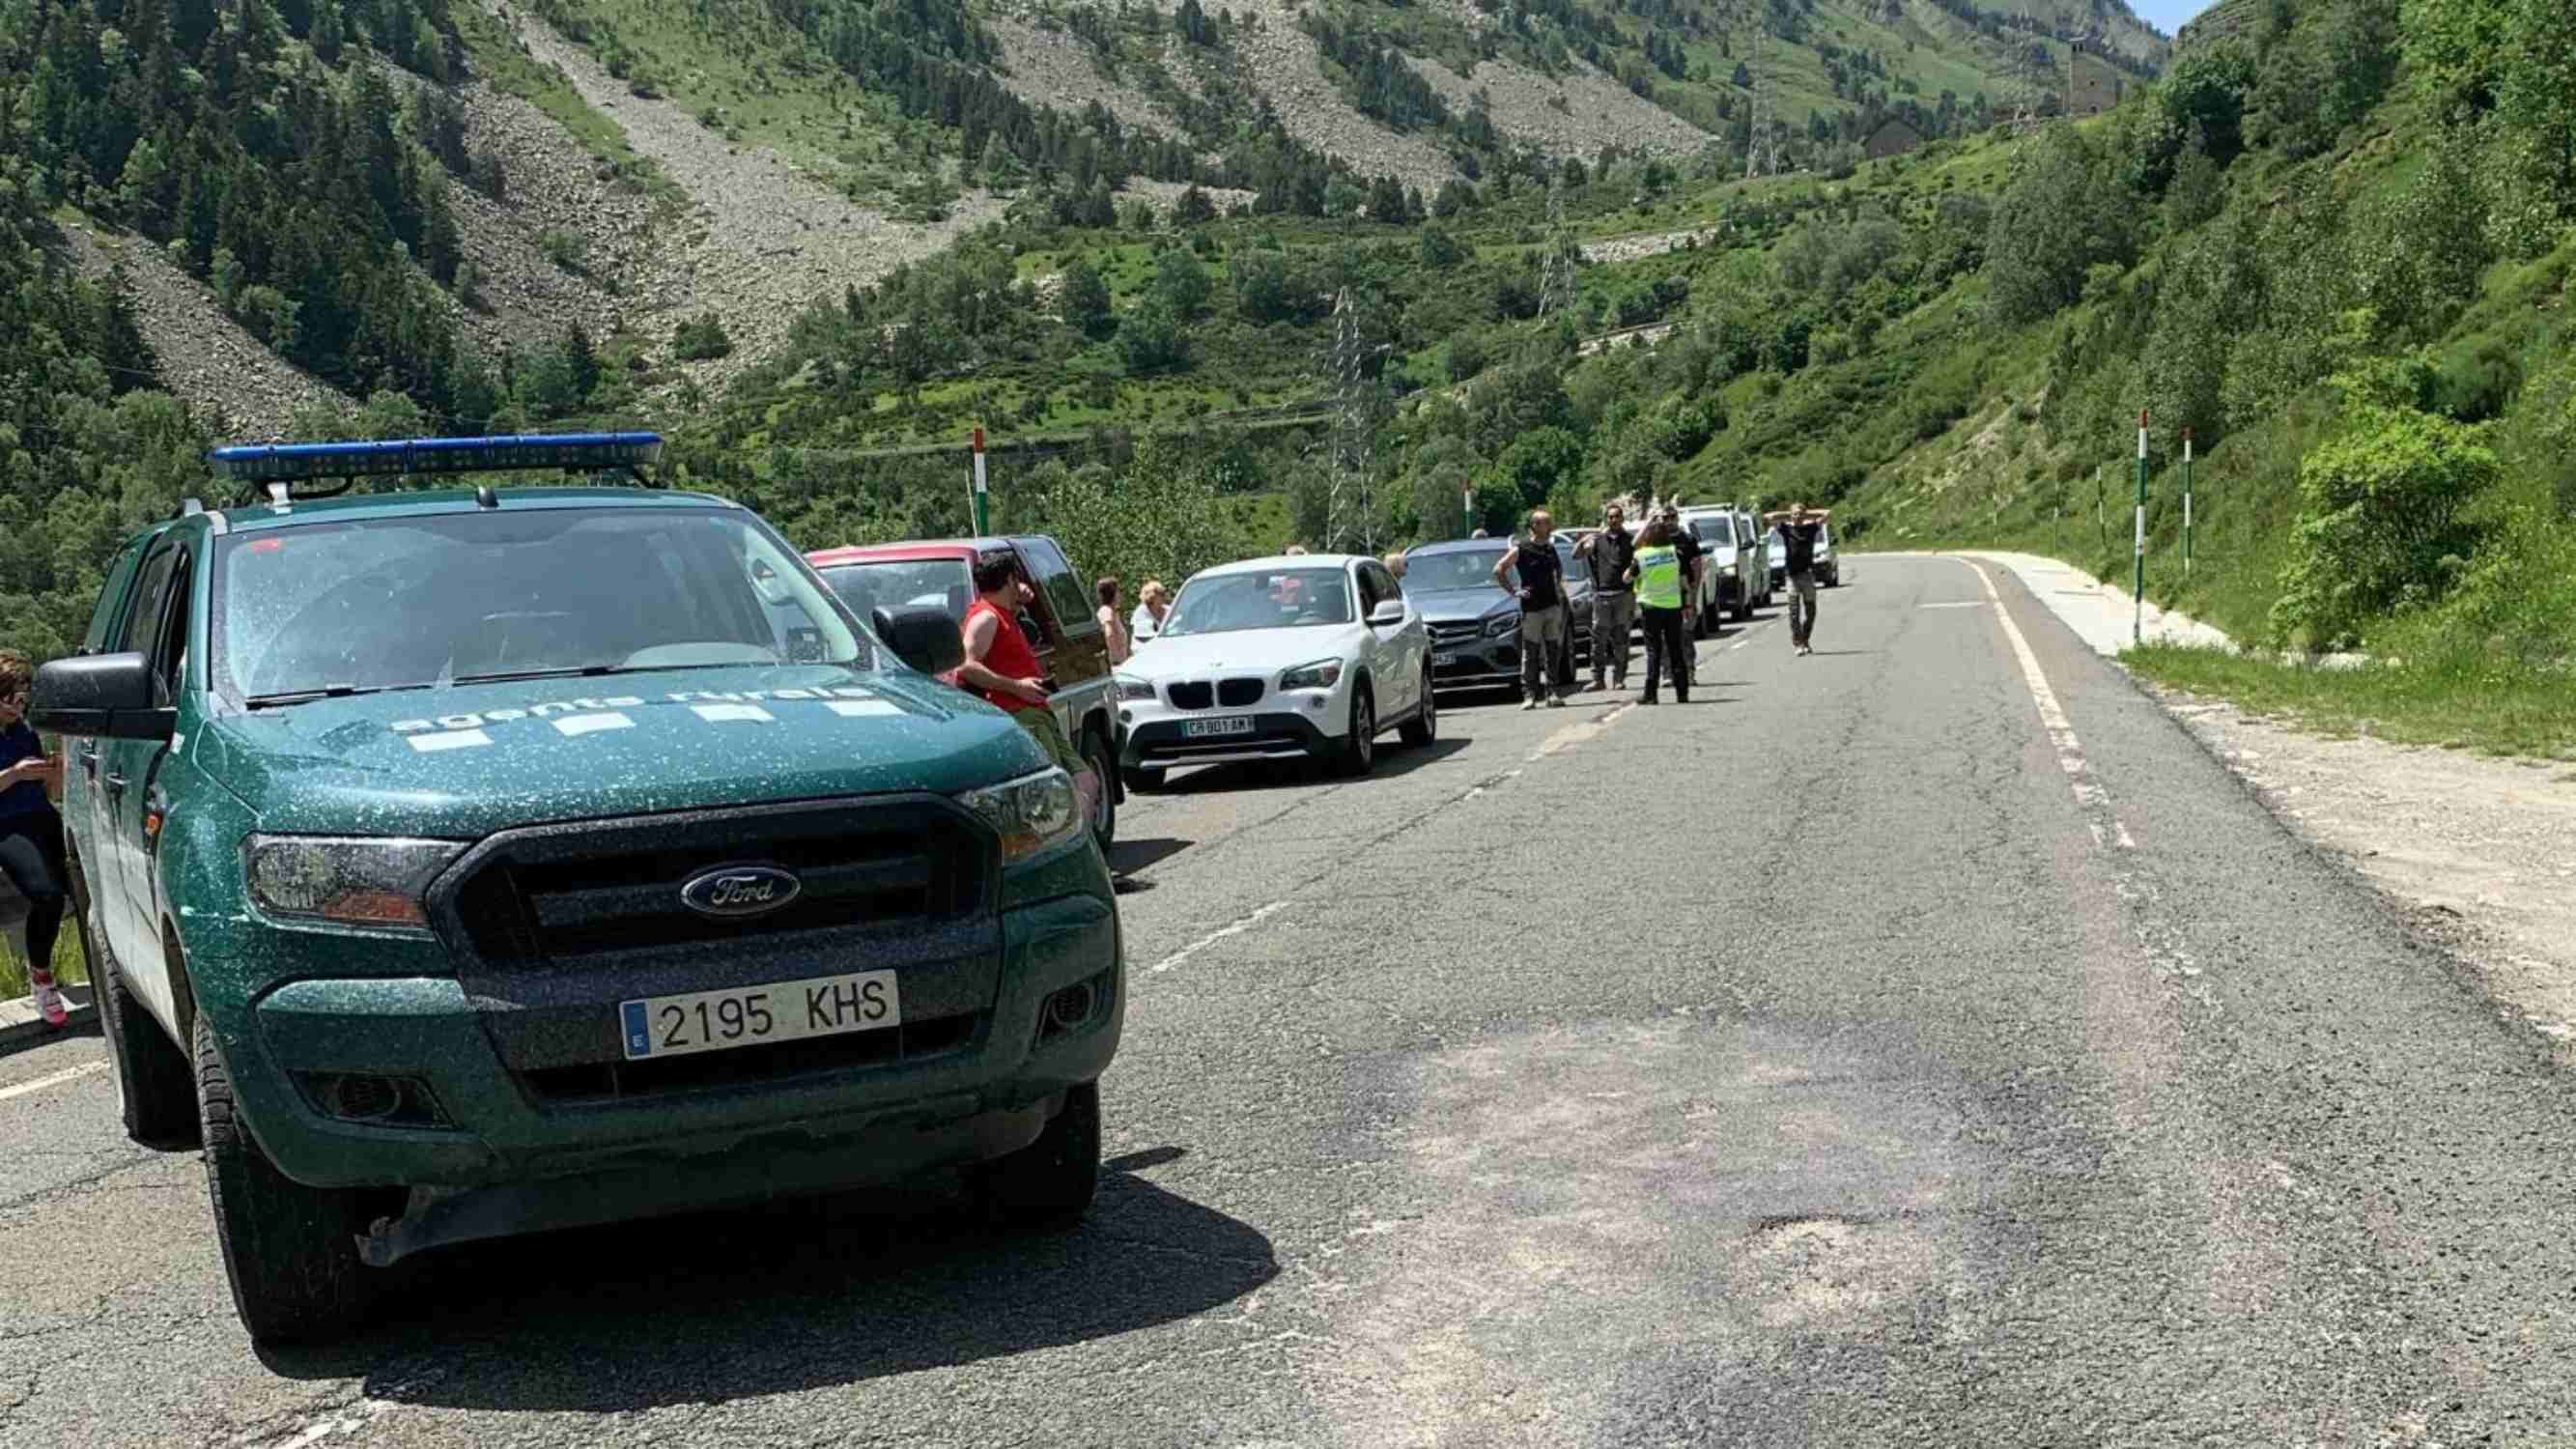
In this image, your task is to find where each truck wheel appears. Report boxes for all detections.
[977,1082,1101,1225]
[196,1013,378,1346]
[1400,668,1437,747]
[1337,687,1376,778]
[92,910,196,1148]
[1081,725,1118,853]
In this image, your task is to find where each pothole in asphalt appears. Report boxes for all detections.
[1298,1019,1970,1447]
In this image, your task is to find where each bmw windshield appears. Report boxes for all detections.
[1158,568,1355,637]
[212,506,869,706]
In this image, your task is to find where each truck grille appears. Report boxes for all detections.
[427,797,1005,1087]
[449,806,985,965]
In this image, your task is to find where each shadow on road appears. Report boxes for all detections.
[264,1150,1272,1409]
[1146,735,1471,797]
[1108,836,1192,877]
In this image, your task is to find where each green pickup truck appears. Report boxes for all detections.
[28,435,1124,1346]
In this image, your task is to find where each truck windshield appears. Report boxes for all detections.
[817,559,974,622]
[212,506,868,703]
[1401,549,1508,591]
[1159,568,1354,636]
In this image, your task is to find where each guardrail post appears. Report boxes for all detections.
[2181,427,2194,581]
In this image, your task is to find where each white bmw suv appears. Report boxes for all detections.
[1113,554,1434,789]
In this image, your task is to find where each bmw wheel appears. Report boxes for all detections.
[1338,687,1376,778]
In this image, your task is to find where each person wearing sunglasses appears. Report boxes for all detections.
[0,651,71,1028]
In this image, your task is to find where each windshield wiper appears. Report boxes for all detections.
[244,683,382,709]
[442,665,623,686]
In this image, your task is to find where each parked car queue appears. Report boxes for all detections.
[800,510,1842,827]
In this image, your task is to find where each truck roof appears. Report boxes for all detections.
[805,539,1011,567]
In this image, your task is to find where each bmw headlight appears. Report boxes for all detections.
[1114,672,1158,702]
[243,836,466,932]
[1279,658,1344,692]
[1720,561,1740,577]
[1485,612,1520,639]
[960,766,1082,864]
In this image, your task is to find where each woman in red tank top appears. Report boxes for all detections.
[963,594,1044,713]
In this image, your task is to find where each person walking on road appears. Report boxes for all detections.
[1764,502,1833,656]
[0,651,71,1028]
[1492,510,1571,710]
[1096,577,1131,666]
[1626,519,1690,705]
[1575,502,1636,692]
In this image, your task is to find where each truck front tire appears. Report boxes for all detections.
[196,1013,379,1347]
[977,1082,1101,1226]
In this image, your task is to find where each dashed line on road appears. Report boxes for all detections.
[1147,900,1292,975]
[0,1061,105,1102]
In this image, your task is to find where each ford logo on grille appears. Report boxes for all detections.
[679,865,802,919]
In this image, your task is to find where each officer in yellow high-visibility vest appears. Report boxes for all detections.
[1624,517,1692,703]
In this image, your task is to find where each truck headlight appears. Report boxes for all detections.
[1279,658,1343,692]
[243,836,466,932]
[1114,673,1158,702]
[1485,612,1520,638]
[960,766,1082,864]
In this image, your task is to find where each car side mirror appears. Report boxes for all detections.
[872,605,965,677]
[31,653,173,741]
[1367,599,1406,627]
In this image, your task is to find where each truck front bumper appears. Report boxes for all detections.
[224,889,1122,1258]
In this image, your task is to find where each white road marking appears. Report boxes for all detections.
[1919,601,1989,610]
[551,711,633,737]
[1965,559,2112,813]
[0,1061,107,1101]
[406,728,491,753]
[1147,901,1292,975]
[1530,704,1635,759]
[690,703,774,724]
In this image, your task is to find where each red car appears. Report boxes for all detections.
[807,535,1122,850]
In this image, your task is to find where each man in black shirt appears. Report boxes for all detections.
[1491,509,1571,709]
[1763,501,1833,655]
[1574,502,1636,691]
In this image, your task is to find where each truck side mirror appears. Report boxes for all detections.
[30,653,174,741]
[872,605,965,677]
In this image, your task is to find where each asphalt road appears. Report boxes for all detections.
[8,555,2575,1447]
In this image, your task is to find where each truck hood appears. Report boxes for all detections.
[189,664,1045,838]
[1408,587,1519,625]
[1124,627,1361,678]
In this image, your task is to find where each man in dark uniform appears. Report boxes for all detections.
[1491,510,1571,710]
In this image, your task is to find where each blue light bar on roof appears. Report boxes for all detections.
[208,432,665,484]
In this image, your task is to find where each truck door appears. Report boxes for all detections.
[99,536,189,1029]
[1009,536,1111,748]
